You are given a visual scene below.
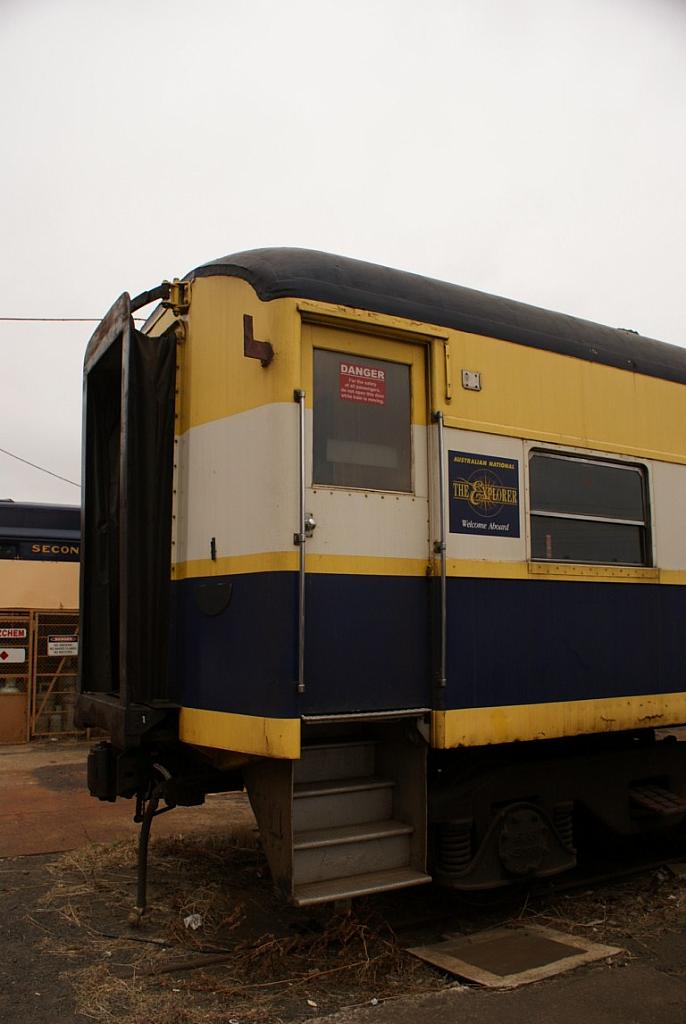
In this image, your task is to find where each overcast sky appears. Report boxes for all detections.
[1,0,684,504]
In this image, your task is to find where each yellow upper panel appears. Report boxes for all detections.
[178,277,302,433]
[443,329,686,464]
[178,281,686,464]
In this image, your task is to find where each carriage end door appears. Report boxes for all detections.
[300,322,431,715]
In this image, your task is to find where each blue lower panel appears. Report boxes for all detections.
[169,571,431,716]
[170,571,685,720]
[446,576,683,708]
[303,573,431,714]
[170,572,299,717]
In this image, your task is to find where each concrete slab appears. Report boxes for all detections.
[408,924,622,988]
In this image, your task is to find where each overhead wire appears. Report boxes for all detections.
[0,316,156,490]
[0,446,80,488]
[0,316,145,323]
[0,314,150,487]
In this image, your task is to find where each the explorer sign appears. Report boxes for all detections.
[339,362,386,406]
[449,450,520,537]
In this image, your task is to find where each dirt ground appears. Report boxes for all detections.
[0,741,254,858]
[1,744,685,1024]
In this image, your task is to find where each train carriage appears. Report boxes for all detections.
[78,248,686,907]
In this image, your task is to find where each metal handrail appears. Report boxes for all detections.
[294,389,306,695]
[434,411,447,689]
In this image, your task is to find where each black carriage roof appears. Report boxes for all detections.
[0,501,80,540]
[191,247,686,386]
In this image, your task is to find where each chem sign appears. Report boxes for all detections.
[449,450,520,537]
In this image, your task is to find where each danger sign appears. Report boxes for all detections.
[47,635,79,657]
[339,362,386,406]
[0,627,27,639]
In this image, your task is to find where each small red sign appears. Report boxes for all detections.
[339,362,386,406]
[0,627,27,639]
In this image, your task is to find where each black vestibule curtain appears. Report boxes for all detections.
[81,304,176,706]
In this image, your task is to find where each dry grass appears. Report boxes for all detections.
[520,865,686,951]
[36,823,686,1021]
[40,831,444,1023]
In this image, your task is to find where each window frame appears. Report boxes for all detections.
[528,449,652,567]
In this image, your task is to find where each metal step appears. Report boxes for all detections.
[294,741,376,785]
[293,820,413,885]
[292,867,432,907]
[294,819,412,850]
[293,777,394,832]
[630,784,686,817]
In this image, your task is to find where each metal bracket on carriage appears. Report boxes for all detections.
[161,278,191,316]
[243,314,274,367]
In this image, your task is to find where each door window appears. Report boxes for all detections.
[313,349,412,492]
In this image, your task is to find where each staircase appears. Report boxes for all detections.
[290,739,431,906]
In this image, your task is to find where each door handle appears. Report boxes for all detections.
[304,512,317,538]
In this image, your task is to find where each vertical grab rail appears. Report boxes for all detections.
[434,411,447,688]
[294,389,306,694]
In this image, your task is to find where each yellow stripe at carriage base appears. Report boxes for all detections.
[179,707,301,759]
[179,691,686,761]
[433,693,686,748]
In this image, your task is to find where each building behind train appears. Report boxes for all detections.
[0,500,80,744]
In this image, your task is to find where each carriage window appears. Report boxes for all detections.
[313,349,412,491]
[529,452,649,565]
